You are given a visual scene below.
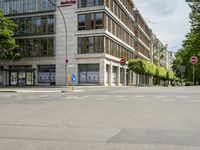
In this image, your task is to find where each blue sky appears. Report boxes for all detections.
[134,0,191,52]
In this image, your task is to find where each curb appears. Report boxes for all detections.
[0,89,84,93]
[0,91,17,93]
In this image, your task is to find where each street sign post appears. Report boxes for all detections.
[120,58,126,86]
[71,74,76,90]
[190,56,198,85]
[190,56,198,65]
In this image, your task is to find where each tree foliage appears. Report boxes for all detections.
[0,11,21,60]
[173,1,200,83]
[128,59,176,81]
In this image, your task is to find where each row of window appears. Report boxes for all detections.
[78,0,103,8]
[134,15,151,37]
[16,37,54,57]
[105,37,134,60]
[135,42,150,59]
[78,36,104,54]
[78,12,103,30]
[118,0,134,16]
[0,0,56,15]
[13,15,54,36]
[135,29,150,48]
[105,0,134,32]
[106,14,134,49]
[78,35,134,60]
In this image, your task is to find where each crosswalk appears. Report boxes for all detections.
[0,93,199,103]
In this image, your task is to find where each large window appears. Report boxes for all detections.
[95,13,103,29]
[79,64,99,83]
[78,0,103,8]
[16,37,54,57]
[78,36,104,54]
[0,0,56,15]
[78,15,86,30]
[38,65,55,83]
[78,12,104,30]
[13,15,55,36]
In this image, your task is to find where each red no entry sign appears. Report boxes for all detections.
[190,56,198,65]
[120,58,126,66]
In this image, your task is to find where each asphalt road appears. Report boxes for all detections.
[0,86,200,150]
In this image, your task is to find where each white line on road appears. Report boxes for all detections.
[154,96,166,98]
[115,95,126,98]
[189,100,200,102]
[135,96,144,98]
[161,99,175,102]
[176,96,189,99]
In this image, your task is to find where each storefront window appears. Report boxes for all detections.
[79,64,99,83]
[38,65,55,83]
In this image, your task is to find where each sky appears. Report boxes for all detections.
[134,0,191,52]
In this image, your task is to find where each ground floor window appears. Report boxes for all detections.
[8,65,35,86]
[79,64,99,83]
[112,66,117,85]
[106,65,109,83]
[0,66,4,85]
[38,65,55,84]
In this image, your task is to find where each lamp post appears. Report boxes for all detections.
[47,0,68,87]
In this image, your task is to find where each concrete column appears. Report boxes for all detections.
[109,62,113,86]
[129,71,132,86]
[132,72,136,85]
[117,65,120,86]
[124,67,127,86]
[4,66,8,86]
[99,59,105,86]
[32,64,37,85]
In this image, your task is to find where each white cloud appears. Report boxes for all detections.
[134,0,191,52]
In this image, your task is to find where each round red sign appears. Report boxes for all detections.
[190,56,198,64]
[120,58,126,66]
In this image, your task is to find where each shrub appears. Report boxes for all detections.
[185,81,192,86]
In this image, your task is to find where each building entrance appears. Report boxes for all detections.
[1,66,35,86]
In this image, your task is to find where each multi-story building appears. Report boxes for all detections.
[133,9,151,85]
[134,10,151,61]
[0,0,174,87]
[0,0,56,86]
[0,0,139,86]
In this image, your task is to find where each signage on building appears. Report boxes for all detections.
[60,0,76,7]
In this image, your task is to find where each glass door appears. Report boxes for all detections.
[26,72,33,86]
[18,71,26,86]
[10,72,18,85]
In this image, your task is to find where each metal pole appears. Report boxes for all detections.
[193,65,195,86]
[48,0,68,87]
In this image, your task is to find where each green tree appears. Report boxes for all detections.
[0,11,21,60]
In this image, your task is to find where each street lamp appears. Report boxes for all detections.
[47,0,68,86]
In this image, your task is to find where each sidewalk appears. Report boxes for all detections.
[0,86,87,93]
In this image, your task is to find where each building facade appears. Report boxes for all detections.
[0,0,138,86]
[0,0,174,86]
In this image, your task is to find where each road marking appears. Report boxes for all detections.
[190,100,200,102]
[161,99,175,102]
[135,96,144,98]
[98,95,108,98]
[116,95,126,98]
[140,99,150,102]
[64,96,78,99]
[176,96,189,99]
[154,96,166,98]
